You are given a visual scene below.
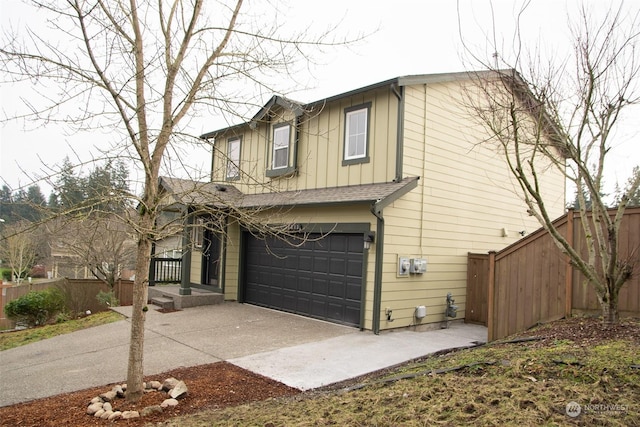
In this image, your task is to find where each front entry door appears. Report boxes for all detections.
[202,229,221,286]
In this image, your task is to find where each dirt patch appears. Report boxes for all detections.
[0,362,299,426]
[502,316,640,347]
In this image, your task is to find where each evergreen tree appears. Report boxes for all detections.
[54,157,86,212]
[47,192,60,210]
[0,185,13,223]
[614,166,640,207]
[86,160,130,213]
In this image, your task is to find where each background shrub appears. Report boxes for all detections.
[96,290,119,308]
[4,288,67,327]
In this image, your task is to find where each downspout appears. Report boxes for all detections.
[391,83,405,182]
[370,202,385,335]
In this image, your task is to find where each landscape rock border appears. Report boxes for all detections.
[85,377,187,421]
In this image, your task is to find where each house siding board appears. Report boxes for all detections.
[223,222,240,300]
[190,250,202,284]
[375,79,565,331]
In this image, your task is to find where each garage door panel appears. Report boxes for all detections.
[244,232,363,327]
[296,297,310,313]
[346,259,362,277]
[344,306,360,325]
[346,283,361,300]
[298,276,312,293]
[329,280,345,298]
[310,300,327,318]
[329,258,346,275]
[298,255,312,272]
[313,256,328,274]
[329,235,347,251]
[312,277,328,295]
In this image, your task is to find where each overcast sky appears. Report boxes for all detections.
[1,0,638,198]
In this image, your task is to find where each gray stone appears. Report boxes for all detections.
[103,402,113,412]
[100,410,113,420]
[86,402,103,415]
[90,396,103,404]
[149,380,163,390]
[169,380,188,399]
[141,405,163,416]
[113,385,124,397]
[162,377,179,391]
[93,409,105,418]
[100,390,117,401]
[121,410,140,419]
[161,398,179,408]
[108,411,122,421]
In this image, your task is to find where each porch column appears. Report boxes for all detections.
[179,209,192,296]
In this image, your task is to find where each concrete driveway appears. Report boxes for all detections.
[0,303,486,407]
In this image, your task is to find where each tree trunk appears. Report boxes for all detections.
[125,217,153,403]
[601,296,619,326]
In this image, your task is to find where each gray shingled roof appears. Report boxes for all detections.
[159,177,244,208]
[159,176,419,210]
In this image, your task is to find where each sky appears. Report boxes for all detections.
[1,0,638,199]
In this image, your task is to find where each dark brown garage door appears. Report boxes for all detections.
[243,233,363,327]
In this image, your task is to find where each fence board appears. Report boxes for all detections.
[474,207,640,341]
[572,208,640,315]
[465,253,489,324]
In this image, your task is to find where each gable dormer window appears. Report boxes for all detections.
[272,123,290,169]
[266,122,296,177]
[226,136,241,180]
[343,102,371,165]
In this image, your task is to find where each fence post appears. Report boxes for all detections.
[565,209,574,318]
[487,250,496,342]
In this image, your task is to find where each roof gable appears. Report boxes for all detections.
[200,69,563,147]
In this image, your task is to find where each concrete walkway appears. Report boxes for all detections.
[0,303,486,407]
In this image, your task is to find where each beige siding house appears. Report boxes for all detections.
[159,70,565,333]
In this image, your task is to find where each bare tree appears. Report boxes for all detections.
[1,0,354,402]
[0,222,39,284]
[48,215,136,288]
[460,3,640,325]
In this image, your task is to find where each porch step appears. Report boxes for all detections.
[150,296,174,310]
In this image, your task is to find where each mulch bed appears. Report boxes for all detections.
[0,362,299,426]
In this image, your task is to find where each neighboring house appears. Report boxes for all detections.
[48,216,137,283]
[159,70,566,333]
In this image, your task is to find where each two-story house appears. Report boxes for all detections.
[158,70,566,333]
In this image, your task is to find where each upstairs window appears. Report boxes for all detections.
[226,137,241,180]
[272,123,290,170]
[343,103,371,165]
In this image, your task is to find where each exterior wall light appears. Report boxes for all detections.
[364,231,376,250]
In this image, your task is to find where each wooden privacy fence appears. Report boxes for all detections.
[0,278,133,329]
[467,207,640,341]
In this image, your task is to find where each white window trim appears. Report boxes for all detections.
[272,124,290,170]
[344,106,368,161]
[226,137,241,179]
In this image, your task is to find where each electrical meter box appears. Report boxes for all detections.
[409,258,427,274]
